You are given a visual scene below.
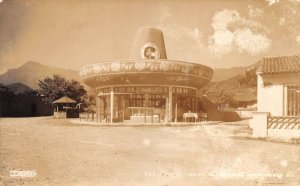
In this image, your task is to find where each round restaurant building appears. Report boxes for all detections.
[80,27,213,123]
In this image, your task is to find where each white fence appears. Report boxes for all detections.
[250,112,300,140]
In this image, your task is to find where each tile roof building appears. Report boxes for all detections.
[256,55,300,75]
[249,55,300,139]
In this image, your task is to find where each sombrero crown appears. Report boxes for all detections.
[129,27,167,60]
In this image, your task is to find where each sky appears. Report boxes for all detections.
[0,0,300,73]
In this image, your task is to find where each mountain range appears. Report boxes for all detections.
[0,61,80,90]
[0,61,257,99]
[211,66,247,82]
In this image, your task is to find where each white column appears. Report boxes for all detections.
[168,86,173,122]
[257,75,263,112]
[175,103,178,123]
[96,96,98,122]
[283,86,288,116]
[98,96,101,123]
[250,112,270,138]
[165,98,168,123]
[110,89,114,123]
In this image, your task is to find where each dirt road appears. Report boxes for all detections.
[0,117,299,185]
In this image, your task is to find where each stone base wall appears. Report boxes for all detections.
[268,129,300,140]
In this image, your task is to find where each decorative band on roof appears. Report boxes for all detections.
[80,60,213,80]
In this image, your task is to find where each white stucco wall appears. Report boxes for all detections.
[257,75,284,116]
[252,73,300,140]
[257,73,300,116]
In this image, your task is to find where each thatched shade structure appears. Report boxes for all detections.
[52,96,78,118]
[52,96,76,104]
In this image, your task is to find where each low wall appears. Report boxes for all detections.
[234,109,255,119]
[267,116,300,140]
[54,111,66,119]
[54,110,79,119]
[250,113,300,140]
[80,112,96,122]
[207,110,241,122]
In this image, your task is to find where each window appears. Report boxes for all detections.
[176,88,182,94]
[114,87,126,93]
[99,88,110,93]
[149,94,166,107]
[127,87,135,93]
[287,86,300,116]
[131,94,145,107]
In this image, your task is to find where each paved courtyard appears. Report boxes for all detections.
[0,117,299,185]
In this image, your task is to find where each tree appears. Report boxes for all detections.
[38,75,87,105]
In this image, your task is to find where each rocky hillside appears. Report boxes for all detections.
[202,64,258,106]
[0,61,81,90]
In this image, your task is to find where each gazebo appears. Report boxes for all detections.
[52,96,79,118]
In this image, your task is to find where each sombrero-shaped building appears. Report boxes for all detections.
[80,27,213,123]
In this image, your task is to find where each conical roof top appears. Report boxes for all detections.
[52,96,77,104]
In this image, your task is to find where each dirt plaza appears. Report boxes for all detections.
[0,117,299,185]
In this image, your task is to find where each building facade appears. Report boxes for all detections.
[256,56,300,116]
[80,27,213,123]
[250,55,300,140]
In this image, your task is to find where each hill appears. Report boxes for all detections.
[203,65,257,106]
[0,61,258,105]
[212,66,246,82]
[0,61,81,90]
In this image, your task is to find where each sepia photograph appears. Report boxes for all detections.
[0,0,299,185]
